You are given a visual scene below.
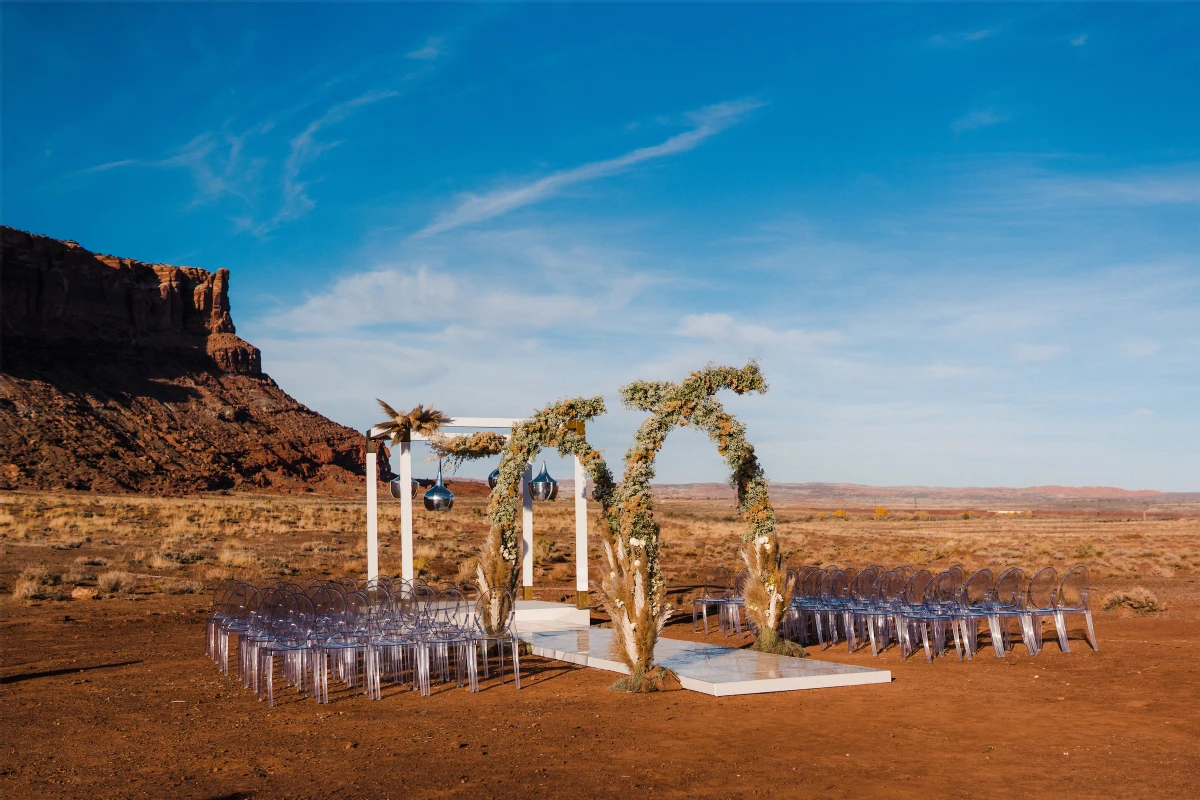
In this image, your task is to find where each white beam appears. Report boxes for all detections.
[400,439,414,582]
[521,462,534,599]
[574,455,589,609]
[366,447,378,580]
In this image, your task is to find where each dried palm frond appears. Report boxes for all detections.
[374,400,449,445]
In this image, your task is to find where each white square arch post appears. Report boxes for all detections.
[365,416,590,606]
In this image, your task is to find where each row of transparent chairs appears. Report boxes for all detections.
[783,564,1098,663]
[206,576,522,705]
[691,567,752,637]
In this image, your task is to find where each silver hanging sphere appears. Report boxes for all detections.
[487,467,500,490]
[423,461,454,512]
[529,460,558,502]
[389,477,418,500]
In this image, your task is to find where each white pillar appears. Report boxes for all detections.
[400,438,414,583]
[366,440,378,580]
[574,455,589,609]
[521,462,534,600]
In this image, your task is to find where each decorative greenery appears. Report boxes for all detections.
[604,361,798,668]
[476,397,615,634]
[374,401,449,446]
[428,430,508,472]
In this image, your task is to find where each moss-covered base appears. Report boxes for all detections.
[751,628,808,658]
[609,665,683,693]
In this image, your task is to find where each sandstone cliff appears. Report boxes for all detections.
[0,226,365,494]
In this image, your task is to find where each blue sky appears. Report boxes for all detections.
[4,4,1198,490]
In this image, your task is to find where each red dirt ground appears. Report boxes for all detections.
[2,583,1197,799]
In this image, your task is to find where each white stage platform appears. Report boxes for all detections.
[514,599,591,628]
[515,613,892,697]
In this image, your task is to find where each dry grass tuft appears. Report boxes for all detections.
[97,571,136,594]
[1104,586,1164,614]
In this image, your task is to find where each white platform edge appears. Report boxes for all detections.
[520,629,892,697]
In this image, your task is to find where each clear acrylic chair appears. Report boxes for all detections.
[1055,566,1099,652]
[474,587,521,689]
[420,588,478,693]
[1024,566,1058,654]
[958,568,1001,659]
[692,567,731,634]
[719,569,750,636]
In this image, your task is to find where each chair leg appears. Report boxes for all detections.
[1084,611,1099,652]
[511,635,521,689]
[1055,611,1071,653]
[988,615,1006,658]
[920,623,932,663]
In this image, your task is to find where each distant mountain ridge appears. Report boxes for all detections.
[649,481,1200,507]
[0,226,364,494]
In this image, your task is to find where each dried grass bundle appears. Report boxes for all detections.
[374,400,450,445]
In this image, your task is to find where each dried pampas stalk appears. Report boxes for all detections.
[374,400,450,445]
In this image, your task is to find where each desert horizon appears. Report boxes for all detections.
[3,4,1198,799]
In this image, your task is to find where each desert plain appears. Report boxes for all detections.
[2,489,1197,799]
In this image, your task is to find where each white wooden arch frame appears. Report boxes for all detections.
[366,417,590,607]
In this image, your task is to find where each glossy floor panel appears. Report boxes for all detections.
[517,626,892,696]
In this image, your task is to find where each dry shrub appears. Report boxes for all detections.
[832,509,847,520]
[455,558,480,587]
[75,555,109,567]
[64,570,95,585]
[301,540,334,553]
[1075,541,1101,559]
[12,578,65,601]
[13,567,68,600]
[97,571,135,594]
[873,507,889,520]
[205,567,232,582]
[164,578,205,595]
[50,536,87,550]
[218,548,256,567]
[548,563,573,582]
[20,565,60,585]
[610,665,682,693]
[1104,586,1163,614]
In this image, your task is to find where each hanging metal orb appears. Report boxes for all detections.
[529,460,559,501]
[487,467,501,490]
[389,478,418,500]
[423,461,454,512]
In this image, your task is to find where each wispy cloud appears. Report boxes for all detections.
[1070,33,1088,47]
[81,158,138,173]
[953,108,1009,134]
[1013,343,1068,363]
[1119,338,1161,358]
[81,131,256,207]
[408,37,443,60]
[676,312,841,351]
[415,98,765,237]
[250,89,399,235]
[930,26,1004,48]
[923,361,985,380]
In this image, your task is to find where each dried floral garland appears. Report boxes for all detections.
[427,430,508,472]
[374,401,449,446]
[605,361,797,671]
[476,397,615,634]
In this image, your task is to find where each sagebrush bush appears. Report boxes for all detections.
[98,571,135,594]
[1104,586,1163,614]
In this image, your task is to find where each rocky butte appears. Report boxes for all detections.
[0,226,365,494]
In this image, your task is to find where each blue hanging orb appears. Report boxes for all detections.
[529,460,559,501]
[487,467,501,490]
[423,461,454,512]
[389,477,418,500]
